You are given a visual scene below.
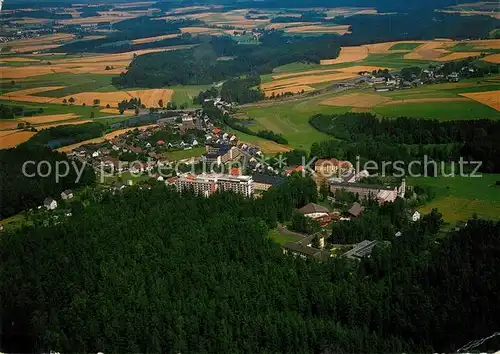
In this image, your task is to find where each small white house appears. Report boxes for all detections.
[43,197,57,210]
[61,189,73,200]
[192,139,198,146]
[410,211,421,222]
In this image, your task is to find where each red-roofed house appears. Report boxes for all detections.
[212,128,222,135]
[156,140,165,146]
[284,165,304,176]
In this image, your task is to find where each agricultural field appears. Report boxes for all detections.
[224,127,291,154]
[164,146,205,161]
[408,173,500,224]
[238,99,350,150]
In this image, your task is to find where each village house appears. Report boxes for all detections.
[61,189,73,200]
[347,202,364,218]
[330,181,404,205]
[297,203,330,219]
[43,197,57,210]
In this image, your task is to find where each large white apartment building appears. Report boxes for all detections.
[175,173,253,197]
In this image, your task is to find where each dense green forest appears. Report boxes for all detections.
[112,34,340,87]
[309,113,500,173]
[0,145,95,219]
[337,12,499,44]
[1,176,499,352]
[24,122,107,149]
[54,17,202,53]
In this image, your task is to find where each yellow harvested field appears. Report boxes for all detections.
[56,137,106,152]
[266,22,317,30]
[180,27,220,34]
[320,46,369,65]
[285,25,351,35]
[262,72,358,92]
[483,53,500,64]
[99,108,135,115]
[37,119,93,130]
[435,51,483,62]
[12,18,51,25]
[321,93,393,108]
[0,129,21,137]
[272,65,388,80]
[0,131,36,149]
[460,91,500,111]
[338,65,390,74]
[104,124,158,139]
[468,39,500,50]
[0,120,20,130]
[57,15,136,25]
[403,41,455,60]
[131,34,179,44]
[239,139,290,154]
[264,85,315,97]
[0,57,40,62]
[58,89,174,108]
[19,113,81,125]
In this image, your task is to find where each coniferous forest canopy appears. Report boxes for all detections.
[112,34,341,87]
[1,181,499,352]
[309,113,500,173]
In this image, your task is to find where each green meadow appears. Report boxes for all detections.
[239,99,348,150]
[389,43,423,51]
[408,173,500,223]
[164,146,205,161]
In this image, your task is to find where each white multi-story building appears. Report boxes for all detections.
[175,173,253,197]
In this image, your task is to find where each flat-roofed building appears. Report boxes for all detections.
[175,173,253,197]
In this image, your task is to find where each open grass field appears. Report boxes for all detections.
[268,228,302,245]
[408,174,500,223]
[239,99,350,149]
[164,146,205,161]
